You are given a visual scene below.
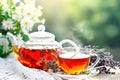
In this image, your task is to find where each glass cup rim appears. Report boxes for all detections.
[58,50,91,59]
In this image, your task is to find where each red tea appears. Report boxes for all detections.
[18,47,58,69]
[57,53,90,74]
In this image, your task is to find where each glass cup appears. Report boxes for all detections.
[57,40,100,75]
[57,50,90,74]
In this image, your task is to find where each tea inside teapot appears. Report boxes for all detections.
[19,47,58,69]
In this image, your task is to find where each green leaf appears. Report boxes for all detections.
[22,34,29,42]
[4,11,11,19]
[0,3,3,9]
[7,36,12,47]
[0,50,12,58]
[0,45,3,55]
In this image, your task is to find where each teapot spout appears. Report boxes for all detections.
[7,32,17,45]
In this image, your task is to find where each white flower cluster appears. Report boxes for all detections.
[1,0,45,33]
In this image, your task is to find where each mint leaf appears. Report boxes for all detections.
[22,34,29,42]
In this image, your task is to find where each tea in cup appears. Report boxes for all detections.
[57,52,90,74]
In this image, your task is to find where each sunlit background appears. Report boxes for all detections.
[35,0,120,61]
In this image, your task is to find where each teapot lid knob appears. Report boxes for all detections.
[38,25,45,32]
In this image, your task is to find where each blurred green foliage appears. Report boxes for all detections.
[37,0,120,48]
[67,0,120,48]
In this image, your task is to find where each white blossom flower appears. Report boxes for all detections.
[16,34,24,48]
[0,0,7,5]
[12,14,21,21]
[2,19,14,30]
[23,9,34,18]
[20,18,33,31]
[15,2,25,16]
[40,18,46,24]
[33,6,43,23]
[16,34,22,42]
[2,4,10,12]
[24,0,36,7]
[13,0,20,3]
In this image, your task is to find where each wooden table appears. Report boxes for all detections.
[0,53,120,80]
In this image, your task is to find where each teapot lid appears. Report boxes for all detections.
[24,25,59,49]
[29,25,55,42]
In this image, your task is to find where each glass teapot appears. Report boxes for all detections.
[17,25,78,70]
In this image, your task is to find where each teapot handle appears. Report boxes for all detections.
[7,32,17,45]
[59,39,79,52]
